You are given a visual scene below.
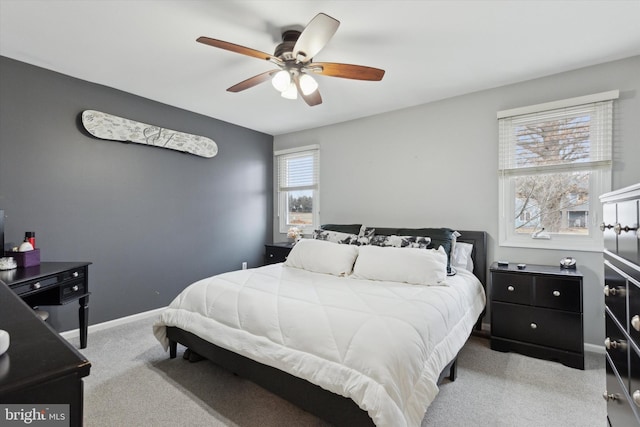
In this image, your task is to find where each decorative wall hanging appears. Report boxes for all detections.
[81,110,218,158]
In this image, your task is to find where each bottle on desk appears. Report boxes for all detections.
[25,231,35,249]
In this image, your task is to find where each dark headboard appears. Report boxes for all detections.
[320,224,488,288]
[455,230,487,287]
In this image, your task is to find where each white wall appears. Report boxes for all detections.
[274,55,640,347]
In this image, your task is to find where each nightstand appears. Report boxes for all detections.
[264,242,294,265]
[490,262,584,369]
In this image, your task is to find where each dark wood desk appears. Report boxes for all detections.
[0,279,91,426]
[0,262,91,348]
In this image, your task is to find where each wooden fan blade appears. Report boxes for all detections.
[312,62,385,81]
[196,36,272,61]
[294,74,322,106]
[227,70,279,92]
[293,13,340,63]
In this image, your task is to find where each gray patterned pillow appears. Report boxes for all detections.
[312,229,367,245]
[369,235,431,248]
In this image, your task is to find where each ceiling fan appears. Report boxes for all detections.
[196,13,385,106]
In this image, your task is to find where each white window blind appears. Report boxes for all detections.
[498,101,614,176]
[276,147,319,192]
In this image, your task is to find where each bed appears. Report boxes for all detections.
[153,227,487,427]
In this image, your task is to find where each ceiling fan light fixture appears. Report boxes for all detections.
[198,12,385,107]
[281,83,298,100]
[271,70,291,92]
[299,74,319,95]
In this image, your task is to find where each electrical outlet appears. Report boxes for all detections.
[242,262,248,270]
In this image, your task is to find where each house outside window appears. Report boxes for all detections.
[275,145,319,234]
[498,91,618,251]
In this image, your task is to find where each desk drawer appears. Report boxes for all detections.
[492,273,532,304]
[60,279,86,303]
[11,276,59,297]
[61,267,85,282]
[535,277,581,312]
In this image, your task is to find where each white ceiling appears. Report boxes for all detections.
[1,1,639,136]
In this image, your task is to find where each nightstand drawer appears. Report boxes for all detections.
[264,243,293,265]
[492,302,582,353]
[492,273,532,304]
[534,277,581,312]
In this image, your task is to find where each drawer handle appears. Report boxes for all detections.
[600,222,614,231]
[632,315,640,332]
[605,337,627,351]
[269,254,274,258]
[32,282,41,290]
[72,285,79,292]
[615,223,639,235]
[633,390,640,407]
[73,271,79,278]
[604,285,624,297]
[530,323,537,329]
[603,392,620,402]
[552,290,560,297]
[507,285,515,292]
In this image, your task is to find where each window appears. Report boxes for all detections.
[275,145,319,234]
[498,91,618,251]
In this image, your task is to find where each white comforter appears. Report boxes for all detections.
[153,263,485,427]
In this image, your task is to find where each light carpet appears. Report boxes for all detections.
[67,316,605,426]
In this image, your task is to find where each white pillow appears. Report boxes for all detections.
[352,245,448,286]
[284,239,358,277]
[452,242,474,272]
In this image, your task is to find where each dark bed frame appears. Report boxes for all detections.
[166,230,487,426]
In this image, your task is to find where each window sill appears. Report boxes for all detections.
[499,237,603,253]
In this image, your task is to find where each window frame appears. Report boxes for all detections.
[497,91,618,252]
[275,145,320,234]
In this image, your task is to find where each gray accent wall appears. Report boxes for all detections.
[0,56,273,332]
[274,55,640,348]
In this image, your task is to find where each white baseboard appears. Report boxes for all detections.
[584,342,605,354]
[61,308,607,356]
[60,307,167,340]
